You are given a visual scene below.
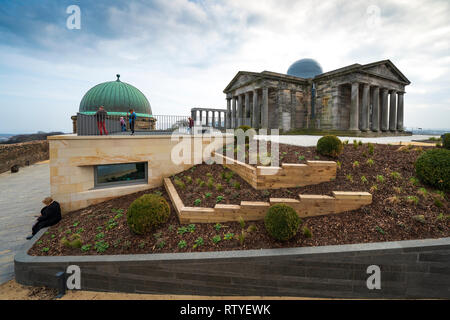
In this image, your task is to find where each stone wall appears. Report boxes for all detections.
[48,134,228,213]
[0,141,49,174]
[15,231,450,298]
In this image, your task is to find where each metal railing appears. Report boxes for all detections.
[75,113,192,136]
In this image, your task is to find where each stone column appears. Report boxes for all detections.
[349,82,360,131]
[361,83,370,131]
[244,92,250,127]
[232,97,237,128]
[262,87,269,128]
[226,98,231,128]
[237,95,243,127]
[218,111,222,128]
[371,86,380,131]
[397,92,404,131]
[252,89,259,128]
[205,110,209,126]
[381,88,389,131]
[199,110,203,125]
[389,90,397,131]
[211,110,215,128]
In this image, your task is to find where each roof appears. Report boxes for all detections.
[79,75,152,116]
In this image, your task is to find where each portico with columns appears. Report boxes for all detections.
[222,59,410,136]
[313,60,410,134]
[191,108,227,129]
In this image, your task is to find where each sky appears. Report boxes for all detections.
[0,0,449,134]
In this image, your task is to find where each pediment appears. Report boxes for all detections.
[361,61,410,84]
[224,72,260,92]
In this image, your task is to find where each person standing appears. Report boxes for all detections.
[127,108,137,135]
[95,106,108,135]
[188,117,194,134]
[120,117,127,132]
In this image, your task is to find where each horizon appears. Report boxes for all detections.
[0,0,449,133]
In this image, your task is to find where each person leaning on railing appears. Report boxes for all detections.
[127,108,137,135]
[95,106,108,135]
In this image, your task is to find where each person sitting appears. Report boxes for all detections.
[26,197,61,240]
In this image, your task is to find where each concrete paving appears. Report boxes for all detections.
[0,161,49,284]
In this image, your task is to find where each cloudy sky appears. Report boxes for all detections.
[0,0,449,133]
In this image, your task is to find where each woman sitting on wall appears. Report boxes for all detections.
[26,197,61,240]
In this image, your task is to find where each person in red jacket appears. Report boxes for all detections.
[95,106,108,135]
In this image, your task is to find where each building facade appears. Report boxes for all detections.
[222,59,411,135]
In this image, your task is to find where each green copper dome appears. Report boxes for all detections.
[79,75,152,117]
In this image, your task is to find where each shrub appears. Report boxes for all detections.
[415,148,450,190]
[264,204,301,241]
[302,226,312,238]
[127,194,170,235]
[316,135,343,157]
[61,234,83,249]
[367,143,374,155]
[443,133,450,149]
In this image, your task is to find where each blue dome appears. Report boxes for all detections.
[287,58,323,78]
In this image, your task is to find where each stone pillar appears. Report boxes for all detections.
[389,90,397,131]
[226,98,231,128]
[237,95,243,127]
[371,86,380,132]
[262,87,269,128]
[199,110,203,125]
[252,89,259,128]
[211,110,215,128]
[397,92,404,131]
[349,82,359,131]
[232,97,237,128]
[218,112,222,128]
[244,92,250,127]
[361,83,370,131]
[381,88,389,131]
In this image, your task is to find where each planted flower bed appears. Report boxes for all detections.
[28,142,449,257]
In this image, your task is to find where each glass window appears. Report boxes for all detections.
[94,162,147,187]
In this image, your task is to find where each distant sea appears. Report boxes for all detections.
[0,134,13,142]
[406,128,449,135]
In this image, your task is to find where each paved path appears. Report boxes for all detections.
[0,162,49,284]
[256,134,440,147]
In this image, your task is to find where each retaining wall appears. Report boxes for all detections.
[15,231,450,299]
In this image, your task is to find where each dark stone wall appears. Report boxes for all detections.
[0,140,49,174]
[15,232,450,298]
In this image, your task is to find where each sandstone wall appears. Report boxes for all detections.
[0,140,49,174]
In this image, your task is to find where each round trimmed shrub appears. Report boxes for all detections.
[127,194,170,234]
[316,135,343,157]
[442,133,450,149]
[415,148,450,191]
[264,204,301,241]
[237,125,252,132]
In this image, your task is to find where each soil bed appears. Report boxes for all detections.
[29,143,449,256]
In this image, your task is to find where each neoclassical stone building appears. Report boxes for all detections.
[221,59,411,135]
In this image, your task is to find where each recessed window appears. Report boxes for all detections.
[94,162,147,187]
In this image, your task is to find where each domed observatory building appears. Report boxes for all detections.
[223,59,410,135]
[72,75,156,133]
